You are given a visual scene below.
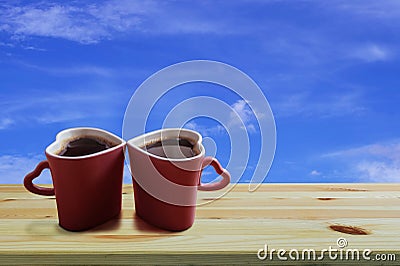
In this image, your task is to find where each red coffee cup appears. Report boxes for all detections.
[127,128,230,231]
[23,127,126,231]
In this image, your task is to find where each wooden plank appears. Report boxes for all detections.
[0,184,399,264]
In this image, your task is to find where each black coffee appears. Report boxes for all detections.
[143,137,198,159]
[58,137,114,157]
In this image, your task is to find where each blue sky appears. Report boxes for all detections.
[1,0,400,184]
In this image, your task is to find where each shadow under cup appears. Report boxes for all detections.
[23,128,126,231]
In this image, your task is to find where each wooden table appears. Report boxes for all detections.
[1,184,399,265]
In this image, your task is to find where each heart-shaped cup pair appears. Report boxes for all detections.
[24,127,230,231]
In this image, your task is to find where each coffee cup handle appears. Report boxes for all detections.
[198,157,231,191]
[23,160,55,196]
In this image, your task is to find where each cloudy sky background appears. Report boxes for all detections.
[1,0,399,184]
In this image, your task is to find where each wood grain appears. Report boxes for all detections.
[0,184,399,264]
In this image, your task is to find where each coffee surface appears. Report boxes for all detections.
[59,137,112,157]
[144,137,198,159]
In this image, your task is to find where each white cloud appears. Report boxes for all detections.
[273,92,365,118]
[0,1,149,44]
[230,100,253,124]
[324,141,400,182]
[324,142,400,161]
[0,1,230,44]
[35,111,87,124]
[350,44,391,62]
[0,41,15,47]
[0,118,14,130]
[228,100,261,134]
[185,121,225,137]
[19,62,115,77]
[0,154,51,184]
[12,59,146,77]
[184,100,262,136]
[357,161,400,182]
[46,65,114,77]
[310,170,321,176]
[0,90,123,130]
[331,1,400,19]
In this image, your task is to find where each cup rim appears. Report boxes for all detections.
[127,128,205,162]
[46,127,126,160]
